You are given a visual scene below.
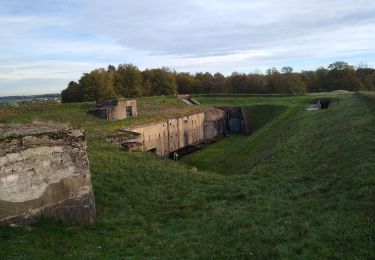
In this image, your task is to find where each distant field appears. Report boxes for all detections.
[0,93,374,259]
[0,94,60,104]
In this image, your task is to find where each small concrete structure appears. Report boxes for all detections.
[219,107,250,135]
[120,108,226,156]
[88,99,137,121]
[306,99,331,111]
[177,95,200,105]
[0,125,96,224]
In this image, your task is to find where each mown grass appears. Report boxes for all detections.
[0,93,374,258]
[184,103,290,173]
[246,104,288,133]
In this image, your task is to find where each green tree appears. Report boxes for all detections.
[247,73,266,94]
[314,67,329,92]
[176,72,197,94]
[280,67,307,93]
[195,72,214,94]
[79,69,117,101]
[327,61,363,91]
[265,67,282,93]
[212,73,226,93]
[142,68,176,96]
[61,81,83,103]
[363,72,375,90]
[60,60,373,101]
[115,64,143,97]
[107,65,116,72]
[282,66,293,74]
[328,61,351,71]
[356,67,375,90]
[226,72,249,93]
[285,73,307,93]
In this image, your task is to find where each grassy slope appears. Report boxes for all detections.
[0,94,374,258]
[185,95,308,174]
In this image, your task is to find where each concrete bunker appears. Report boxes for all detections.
[119,110,214,156]
[110,106,249,159]
[88,99,137,121]
[0,125,96,224]
[306,98,332,111]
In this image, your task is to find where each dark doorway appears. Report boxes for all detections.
[148,148,157,153]
[229,118,241,132]
[184,131,189,146]
[320,100,331,109]
[311,98,331,110]
[126,106,133,117]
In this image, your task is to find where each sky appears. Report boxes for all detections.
[1,0,375,96]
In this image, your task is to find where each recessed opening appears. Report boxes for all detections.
[169,145,201,160]
[320,99,331,109]
[148,148,157,153]
[309,98,332,110]
[125,106,133,117]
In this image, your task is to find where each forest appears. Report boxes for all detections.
[61,61,375,102]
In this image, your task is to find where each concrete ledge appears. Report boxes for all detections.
[0,125,96,224]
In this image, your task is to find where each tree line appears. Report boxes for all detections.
[61,61,375,102]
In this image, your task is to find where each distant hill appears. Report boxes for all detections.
[0,94,60,104]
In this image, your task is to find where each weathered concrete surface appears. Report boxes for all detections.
[120,108,226,156]
[203,109,226,141]
[122,112,205,155]
[0,125,96,224]
[177,95,200,105]
[88,99,137,121]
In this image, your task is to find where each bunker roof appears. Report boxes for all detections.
[121,108,224,132]
[0,124,83,140]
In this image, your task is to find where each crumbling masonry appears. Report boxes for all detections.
[120,108,227,156]
[88,99,137,121]
[0,125,96,224]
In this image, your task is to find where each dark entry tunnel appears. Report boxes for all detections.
[320,99,331,109]
[168,145,201,160]
[311,98,331,110]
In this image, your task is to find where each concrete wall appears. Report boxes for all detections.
[123,109,226,156]
[204,109,227,141]
[117,99,137,118]
[125,113,204,155]
[89,99,137,121]
[166,113,204,153]
[0,125,96,224]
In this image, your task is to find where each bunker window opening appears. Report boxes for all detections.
[126,106,133,117]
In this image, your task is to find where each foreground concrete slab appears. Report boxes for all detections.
[0,125,96,224]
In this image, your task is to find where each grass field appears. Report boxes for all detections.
[0,93,374,258]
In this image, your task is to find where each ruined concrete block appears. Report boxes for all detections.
[88,99,137,121]
[120,108,227,156]
[0,125,96,224]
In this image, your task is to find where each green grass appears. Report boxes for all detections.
[184,103,290,173]
[185,96,310,174]
[246,104,288,132]
[0,93,374,258]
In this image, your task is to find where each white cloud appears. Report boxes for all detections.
[80,0,375,56]
[0,0,375,95]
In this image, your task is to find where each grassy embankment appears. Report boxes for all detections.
[0,93,374,258]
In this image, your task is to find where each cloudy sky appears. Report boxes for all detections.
[1,0,375,96]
